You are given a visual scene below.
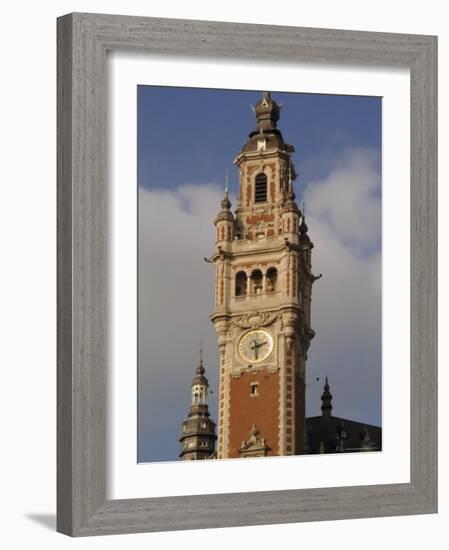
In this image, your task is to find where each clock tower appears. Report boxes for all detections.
[210,92,318,459]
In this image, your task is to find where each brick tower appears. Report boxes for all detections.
[210,92,319,459]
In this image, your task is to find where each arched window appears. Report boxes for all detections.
[235,271,248,296]
[198,389,206,404]
[250,269,263,294]
[266,267,278,292]
[254,173,268,203]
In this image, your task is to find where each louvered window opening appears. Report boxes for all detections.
[255,173,267,202]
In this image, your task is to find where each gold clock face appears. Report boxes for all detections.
[238,329,274,364]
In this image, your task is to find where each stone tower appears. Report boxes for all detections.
[179,352,217,460]
[210,92,319,459]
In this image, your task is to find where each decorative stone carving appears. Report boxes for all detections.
[239,424,269,457]
[234,312,278,329]
[360,426,377,451]
[255,206,271,216]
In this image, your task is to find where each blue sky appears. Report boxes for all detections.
[138,87,381,197]
[137,86,382,463]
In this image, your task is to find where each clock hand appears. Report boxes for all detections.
[253,340,266,349]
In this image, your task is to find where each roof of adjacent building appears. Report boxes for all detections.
[305,376,381,454]
[306,415,382,454]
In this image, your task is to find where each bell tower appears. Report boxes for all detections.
[211,92,319,459]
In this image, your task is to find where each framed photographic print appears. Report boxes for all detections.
[57,13,437,536]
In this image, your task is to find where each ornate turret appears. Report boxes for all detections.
[283,176,298,211]
[179,351,217,460]
[214,171,235,246]
[281,161,300,236]
[321,377,333,417]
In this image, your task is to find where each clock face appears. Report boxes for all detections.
[238,329,274,364]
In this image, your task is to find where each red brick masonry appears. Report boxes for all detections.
[228,369,280,457]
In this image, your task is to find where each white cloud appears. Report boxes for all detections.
[304,148,381,255]
[138,184,222,461]
[139,148,382,461]
[303,148,381,420]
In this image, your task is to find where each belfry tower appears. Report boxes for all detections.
[210,92,319,459]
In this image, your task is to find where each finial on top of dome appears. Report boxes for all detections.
[196,346,205,376]
[221,195,231,211]
[254,91,281,131]
[299,202,309,237]
[219,168,232,211]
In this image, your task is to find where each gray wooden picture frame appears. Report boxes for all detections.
[57,12,438,537]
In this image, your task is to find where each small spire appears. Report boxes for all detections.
[215,172,234,224]
[220,171,231,211]
[321,376,333,417]
[299,202,309,237]
[262,91,271,104]
[196,344,205,376]
[288,181,295,201]
[283,161,296,211]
